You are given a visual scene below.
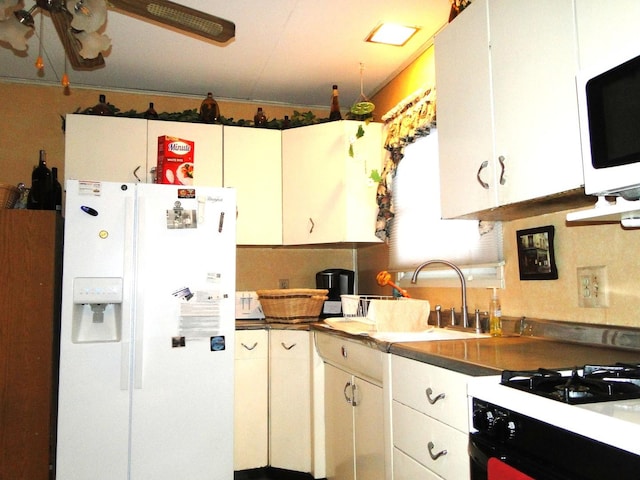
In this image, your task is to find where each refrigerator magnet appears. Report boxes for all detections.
[210,336,226,351]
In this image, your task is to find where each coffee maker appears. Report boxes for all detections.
[315,269,355,318]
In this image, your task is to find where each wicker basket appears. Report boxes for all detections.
[257,288,328,323]
[0,183,20,209]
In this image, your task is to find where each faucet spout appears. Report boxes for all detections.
[411,259,469,329]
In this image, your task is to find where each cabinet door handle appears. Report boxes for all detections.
[498,155,506,185]
[281,342,296,350]
[241,342,258,351]
[425,387,446,404]
[133,165,141,182]
[344,381,354,404]
[341,346,348,358]
[476,160,490,189]
[309,217,315,234]
[427,441,447,461]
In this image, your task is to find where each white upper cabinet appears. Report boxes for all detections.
[64,114,223,186]
[65,115,149,183]
[435,0,583,219]
[65,115,382,246]
[223,126,282,245]
[147,120,223,187]
[575,0,640,71]
[282,120,384,245]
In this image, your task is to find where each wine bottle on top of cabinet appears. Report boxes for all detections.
[329,84,342,121]
[27,150,53,210]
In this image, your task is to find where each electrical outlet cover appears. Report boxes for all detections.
[577,266,609,308]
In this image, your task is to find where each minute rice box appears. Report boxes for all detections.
[156,135,195,185]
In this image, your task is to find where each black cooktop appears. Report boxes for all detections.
[501,363,640,404]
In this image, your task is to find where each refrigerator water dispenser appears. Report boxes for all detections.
[72,277,123,343]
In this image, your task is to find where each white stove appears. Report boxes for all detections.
[468,374,640,456]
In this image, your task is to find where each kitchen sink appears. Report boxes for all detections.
[370,329,488,343]
[323,318,489,342]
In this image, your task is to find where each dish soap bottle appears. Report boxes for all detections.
[489,288,502,336]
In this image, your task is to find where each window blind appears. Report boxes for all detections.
[387,130,505,288]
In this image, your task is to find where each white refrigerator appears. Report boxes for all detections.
[56,180,236,479]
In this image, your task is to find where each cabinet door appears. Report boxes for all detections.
[436,0,582,218]
[65,114,148,183]
[269,330,312,472]
[435,0,496,218]
[353,377,385,480]
[282,121,382,244]
[324,364,356,480]
[234,330,269,470]
[489,0,581,206]
[575,0,640,70]
[223,126,282,245]
[147,120,223,187]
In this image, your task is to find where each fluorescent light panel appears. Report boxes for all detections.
[366,23,420,46]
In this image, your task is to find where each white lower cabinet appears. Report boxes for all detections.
[234,329,269,470]
[269,329,312,472]
[316,332,388,480]
[234,329,320,476]
[391,355,471,480]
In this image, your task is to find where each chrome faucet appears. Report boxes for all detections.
[411,259,469,329]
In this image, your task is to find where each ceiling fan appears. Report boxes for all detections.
[7,0,235,70]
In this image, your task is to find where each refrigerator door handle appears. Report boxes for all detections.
[120,342,130,390]
[133,194,145,390]
[120,193,136,391]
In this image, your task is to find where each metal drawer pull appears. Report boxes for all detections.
[425,387,446,404]
[341,346,348,358]
[428,441,447,460]
[281,342,296,350]
[344,382,353,404]
[241,342,258,351]
[498,155,506,185]
[476,160,490,189]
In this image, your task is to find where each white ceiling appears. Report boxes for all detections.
[0,0,451,109]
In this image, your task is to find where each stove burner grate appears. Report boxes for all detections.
[501,364,640,404]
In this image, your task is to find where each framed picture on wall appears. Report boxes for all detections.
[516,226,558,280]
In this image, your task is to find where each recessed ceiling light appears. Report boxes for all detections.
[365,23,420,46]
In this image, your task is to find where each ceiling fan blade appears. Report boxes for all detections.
[108,0,235,43]
[49,8,105,69]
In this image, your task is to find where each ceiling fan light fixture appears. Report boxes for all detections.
[0,0,19,20]
[67,0,108,33]
[0,12,32,50]
[74,30,110,58]
[365,23,420,47]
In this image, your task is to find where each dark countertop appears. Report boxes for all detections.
[237,319,640,377]
[388,336,640,376]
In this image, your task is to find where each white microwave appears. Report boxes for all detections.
[577,49,640,200]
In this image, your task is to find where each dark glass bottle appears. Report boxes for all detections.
[282,115,291,129]
[200,92,220,123]
[92,94,112,116]
[144,102,159,119]
[254,107,267,126]
[27,150,53,210]
[51,167,62,213]
[329,84,342,121]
